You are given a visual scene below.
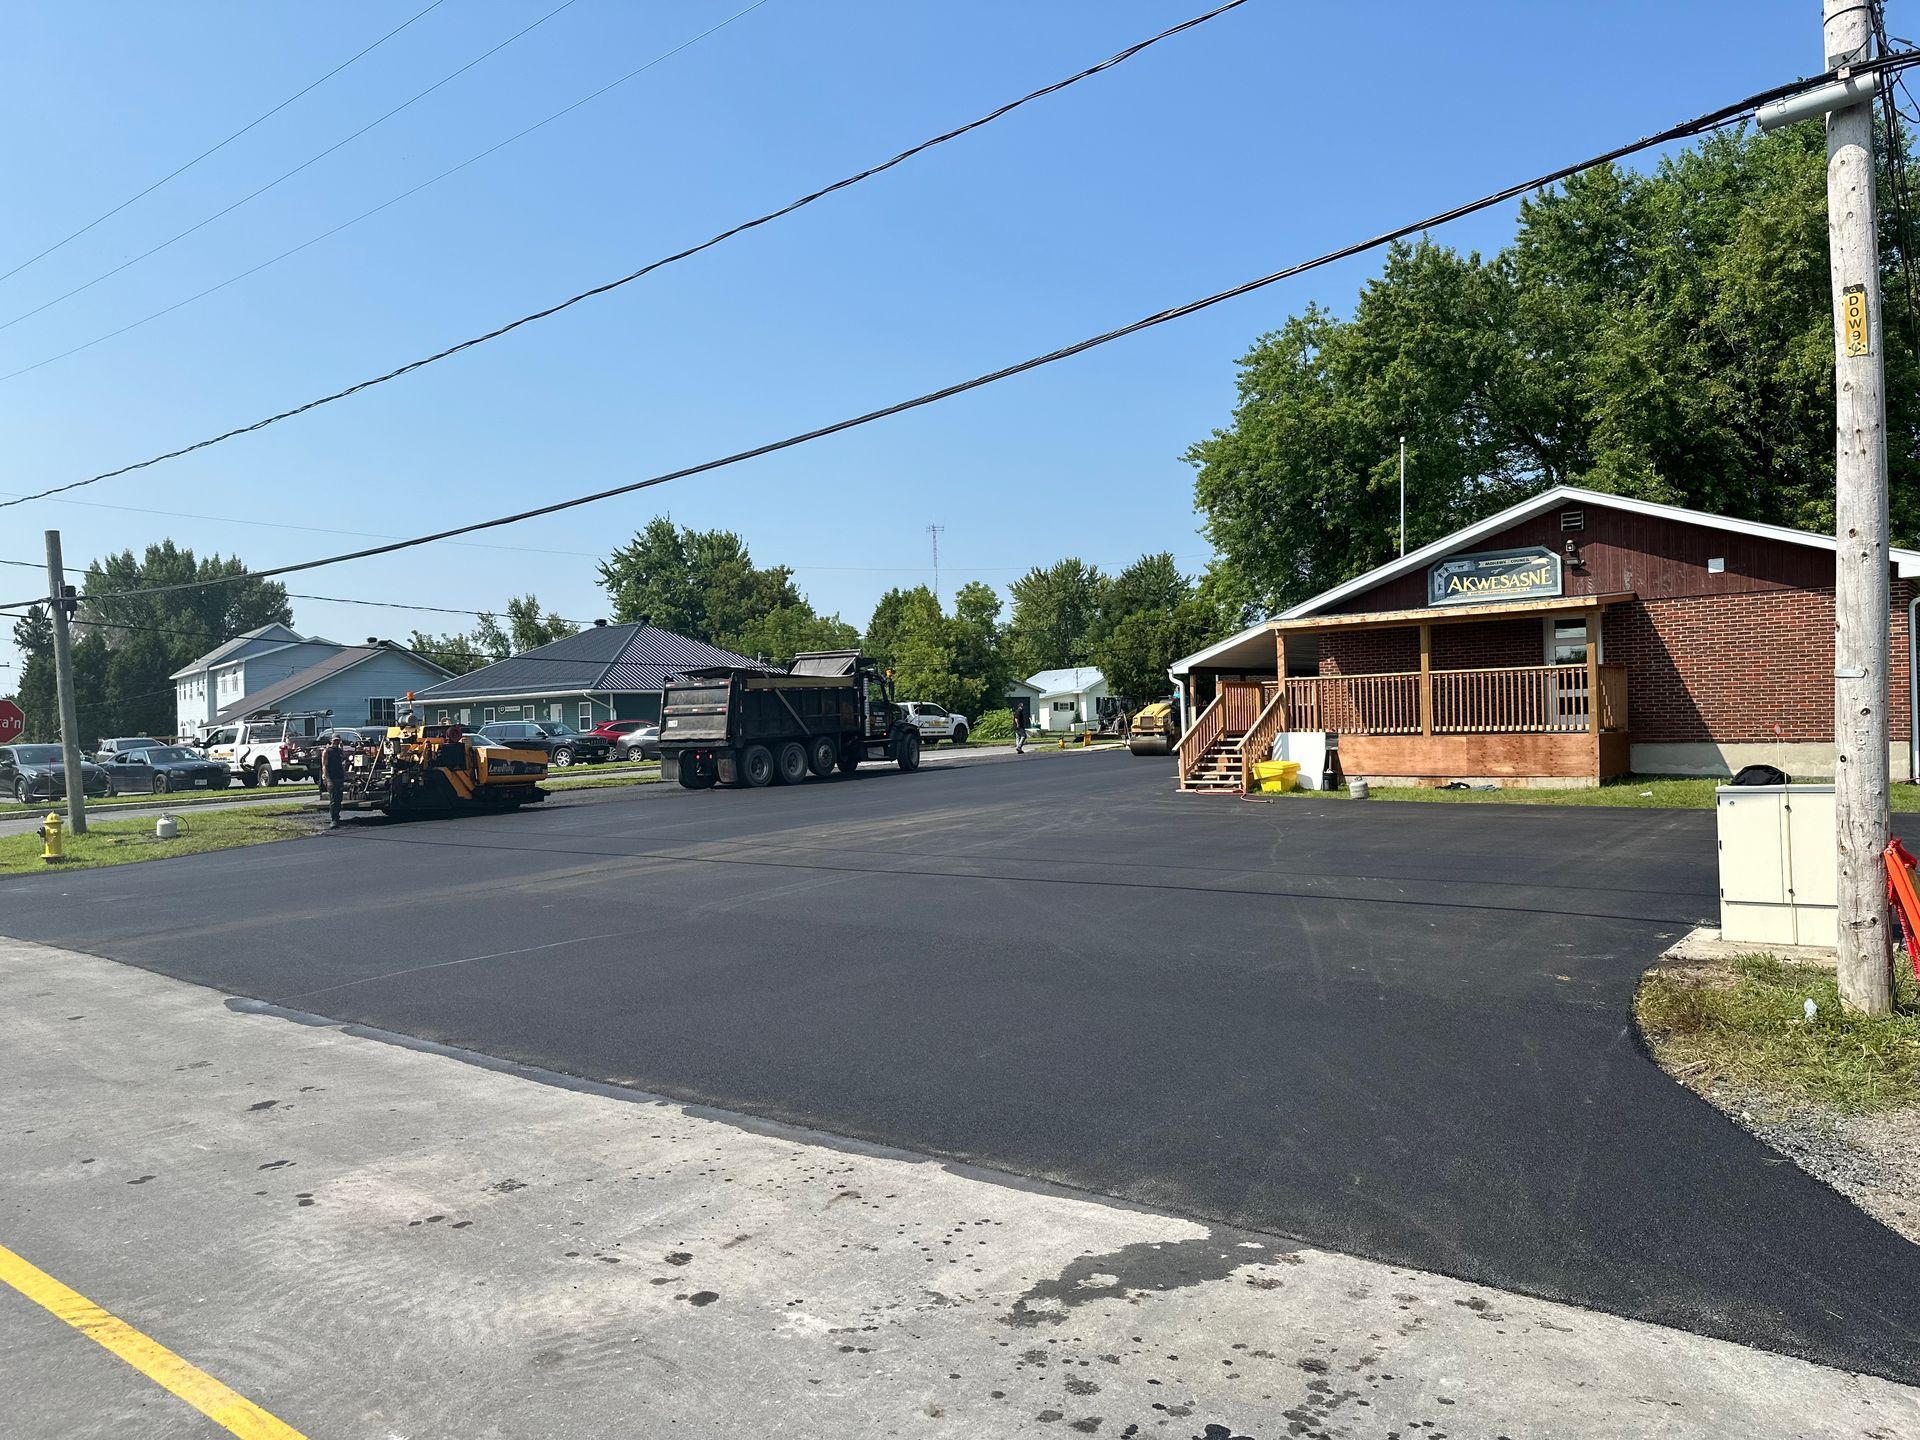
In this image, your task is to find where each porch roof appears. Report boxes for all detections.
[1271,590,1636,634]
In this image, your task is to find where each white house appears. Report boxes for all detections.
[171,624,347,738]
[1024,667,1109,732]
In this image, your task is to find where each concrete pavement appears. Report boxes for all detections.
[4,938,1914,1440]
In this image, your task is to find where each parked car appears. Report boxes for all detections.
[476,720,609,767]
[102,745,231,795]
[614,723,661,761]
[93,736,170,764]
[896,701,970,746]
[0,744,111,804]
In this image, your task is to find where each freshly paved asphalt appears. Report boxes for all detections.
[3,751,1918,1382]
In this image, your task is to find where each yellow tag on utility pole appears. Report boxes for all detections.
[1843,284,1870,357]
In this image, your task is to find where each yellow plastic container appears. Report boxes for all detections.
[1252,760,1300,793]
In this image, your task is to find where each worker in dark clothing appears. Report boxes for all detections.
[1013,698,1030,754]
[322,734,349,828]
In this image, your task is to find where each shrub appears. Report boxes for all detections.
[969,708,1014,742]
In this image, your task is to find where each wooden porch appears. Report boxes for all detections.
[1177,593,1634,793]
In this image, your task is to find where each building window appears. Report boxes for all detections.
[367,697,397,725]
[484,708,496,724]
[579,701,593,728]
[1547,617,1591,666]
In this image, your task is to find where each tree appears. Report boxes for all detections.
[68,542,292,740]
[10,606,56,740]
[1082,553,1216,705]
[599,519,802,644]
[1005,559,1106,678]
[504,595,577,652]
[1187,122,1920,613]
[728,605,860,666]
[407,595,575,675]
[861,583,1007,717]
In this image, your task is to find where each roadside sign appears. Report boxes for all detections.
[0,699,22,743]
[1843,283,1870,357]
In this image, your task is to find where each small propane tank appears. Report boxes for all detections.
[155,813,179,840]
[1347,778,1370,800]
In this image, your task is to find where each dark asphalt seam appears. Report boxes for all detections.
[331,826,1714,926]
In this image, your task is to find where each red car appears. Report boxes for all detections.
[591,718,660,760]
[591,720,647,743]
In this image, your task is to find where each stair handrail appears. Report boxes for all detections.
[1176,695,1225,788]
[1237,686,1291,793]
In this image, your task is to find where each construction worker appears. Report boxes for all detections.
[322,733,348,828]
[1013,698,1030,754]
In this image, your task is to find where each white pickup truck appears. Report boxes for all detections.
[895,701,969,746]
[198,712,329,788]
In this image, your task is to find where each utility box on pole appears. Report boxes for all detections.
[1821,0,1893,1012]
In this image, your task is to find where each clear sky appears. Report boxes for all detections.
[0,1,1829,681]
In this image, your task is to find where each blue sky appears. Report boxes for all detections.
[0,1,1824,680]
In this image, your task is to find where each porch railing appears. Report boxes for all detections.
[1282,672,1421,736]
[1237,685,1292,792]
[1278,663,1628,738]
[1176,694,1225,781]
[1219,681,1265,733]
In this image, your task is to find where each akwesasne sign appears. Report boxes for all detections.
[1427,546,1562,607]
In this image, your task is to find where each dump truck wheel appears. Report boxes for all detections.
[741,744,775,787]
[807,736,837,778]
[775,741,808,785]
[837,745,860,775]
[895,730,921,772]
[677,762,715,790]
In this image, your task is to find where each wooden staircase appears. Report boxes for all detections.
[1182,733,1245,792]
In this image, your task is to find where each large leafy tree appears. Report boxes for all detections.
[1005,559,1106,678]
[1189,122,1920,613]
[861,583,1007,718]
[599,519,803,644]
[1085,553,1216,705]
[65,543,293,740]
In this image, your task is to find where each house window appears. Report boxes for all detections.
[579,701,593,728]
[367,697,397,725]
[484,708,496,724]
[438,711,450,724]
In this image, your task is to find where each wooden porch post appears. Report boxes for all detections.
[1276,628,1289,729]
[1585,606,1602,780]
[1418,622,1432,737]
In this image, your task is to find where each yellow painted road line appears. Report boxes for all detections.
[0,1240,307,1440]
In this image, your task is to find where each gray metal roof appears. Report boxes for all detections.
[169,623,304,679]
[411,624,769,701]
[216,643,450,721]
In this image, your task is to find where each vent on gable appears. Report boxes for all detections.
[1560,508,1585,532]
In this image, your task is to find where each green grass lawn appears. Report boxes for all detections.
[1637,955,1920,1112]
[1278,775,1920,810]
[0,805,312,878]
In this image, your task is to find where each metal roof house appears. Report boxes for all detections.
[1024,667,1109,732]
[407,622,768,731]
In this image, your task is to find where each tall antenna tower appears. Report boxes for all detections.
[927,524,945,605]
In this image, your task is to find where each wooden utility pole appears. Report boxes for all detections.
[43,530,88,835]
[1825,0,1892,1012]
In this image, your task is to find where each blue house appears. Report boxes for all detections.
[208,641,452,733]
[172,623,351,738]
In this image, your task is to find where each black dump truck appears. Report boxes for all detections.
[658,650,922,789]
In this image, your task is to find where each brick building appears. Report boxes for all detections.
[1171,485,1920,788]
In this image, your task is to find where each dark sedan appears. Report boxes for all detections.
[0,744,111,805]
[102,746,232,796]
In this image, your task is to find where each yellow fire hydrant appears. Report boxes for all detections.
[39,811,65,864]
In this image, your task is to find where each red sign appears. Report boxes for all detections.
[0,700,21,743]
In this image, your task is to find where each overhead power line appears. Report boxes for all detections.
[0,0,1255,512]
[0,0,450,286]
[10,50,1920,618]
[0,0,582,337]
[0,0,777,385]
